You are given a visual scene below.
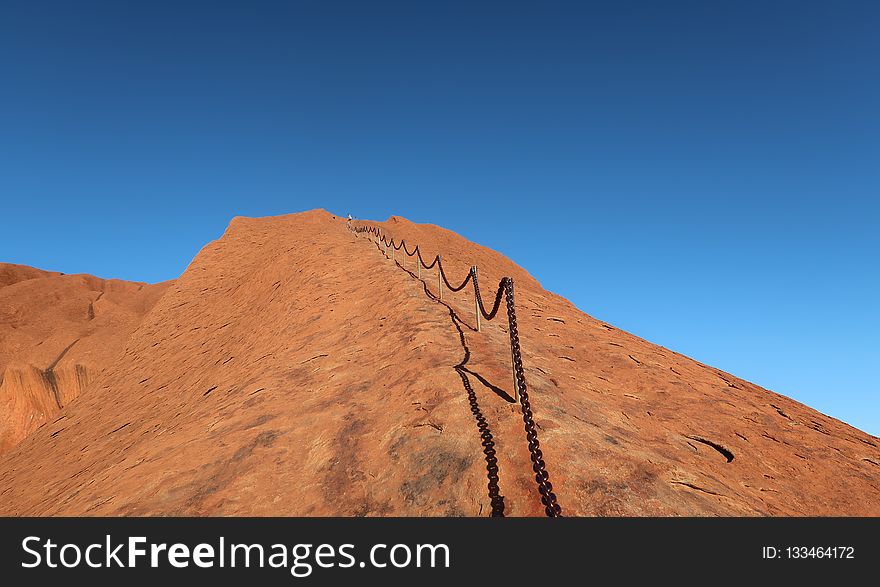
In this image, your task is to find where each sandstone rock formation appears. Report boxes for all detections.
[0,211,876,516]
[0,264,169,453]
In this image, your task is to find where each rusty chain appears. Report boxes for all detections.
[350,223,563,517]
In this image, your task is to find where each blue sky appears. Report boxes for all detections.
[1,1,877,435]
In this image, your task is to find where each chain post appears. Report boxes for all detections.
[473,266,481,332]
[437,255,442,301]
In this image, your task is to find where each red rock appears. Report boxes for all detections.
[0,210,876,516]
[0,265,169,453]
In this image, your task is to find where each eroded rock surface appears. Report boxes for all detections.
[0,212,876,516]
[0,264,169,452]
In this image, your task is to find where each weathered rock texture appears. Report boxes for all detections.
[0,263,169,453]
[0,211,876,516]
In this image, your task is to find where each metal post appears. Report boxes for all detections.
[437,255,442,301]
[473,266,481,332]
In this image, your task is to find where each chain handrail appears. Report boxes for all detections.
[472,267,505,321]
[349,222,562,517]
[439,258,473,292]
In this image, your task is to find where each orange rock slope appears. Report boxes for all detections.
[0,264,169,453]
[0,210,876,516]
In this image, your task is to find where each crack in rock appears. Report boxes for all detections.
[684,435,734,462]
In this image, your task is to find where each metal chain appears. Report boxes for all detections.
[350,223,562,517]
[419,252,439,270]
[503,278,562,517]
[471,266,505,321]
[439,260,473,292]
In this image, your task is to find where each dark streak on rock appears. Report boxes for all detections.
[414,422,443,432]
[40,338,80,408]
[685,435,734,462]
[717,372,739,389]
[770,404,793,421]
[671,481,722,496]
[108,422,130,435]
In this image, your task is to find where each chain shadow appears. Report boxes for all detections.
[391,255,506,517]
[459,366,515,403]
[392,258,515,404]
[450,310,506,517]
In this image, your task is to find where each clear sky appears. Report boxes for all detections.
[1,1,877,435]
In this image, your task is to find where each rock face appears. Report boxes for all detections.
[0,210,877,516]
[0,264,170,453]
